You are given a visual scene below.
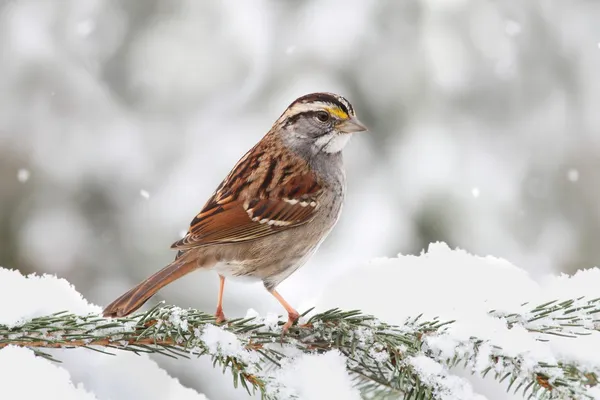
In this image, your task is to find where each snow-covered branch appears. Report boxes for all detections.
[1,302,598,399]
[2,243,600,399]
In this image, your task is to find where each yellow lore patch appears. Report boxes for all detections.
[325,107,349,120]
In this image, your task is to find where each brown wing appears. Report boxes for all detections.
[171,137,323,249]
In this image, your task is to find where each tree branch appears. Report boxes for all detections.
[1,301,598,399]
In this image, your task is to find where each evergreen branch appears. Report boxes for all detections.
[490,297,600,337]
[0,301,598,399]
[1,303,277,397]
[426,335,598,400]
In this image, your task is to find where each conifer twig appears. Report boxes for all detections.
[1,301,598,399]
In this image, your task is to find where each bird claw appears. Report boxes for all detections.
[215,308,227,325]
[279,311,300,343]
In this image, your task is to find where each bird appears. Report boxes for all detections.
[102,92,367,332]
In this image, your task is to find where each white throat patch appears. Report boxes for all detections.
[314,133,351,154]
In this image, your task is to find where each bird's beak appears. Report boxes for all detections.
[337,117,368,134]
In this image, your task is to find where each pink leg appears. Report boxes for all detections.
[215,275,226,324]
[270,289,300,333]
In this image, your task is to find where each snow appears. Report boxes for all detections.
[201,325,260,369]
[170,308,188,330]
[0,268,99,326]
[140,189,150,199]
[245,308,283,331]
[55,348,206,400]
[319,243,538,321]
[17,168,30,183]
[273,351,361,400]
[471,187,480,198]
[0,268,208,400]
[408,355,486,400]
[567,168,580,182]
[1,243,599,399]
[0,346,97,400]
[318,243,600,399]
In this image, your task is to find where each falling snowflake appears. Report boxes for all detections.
[471,187,480,198]
[140,189,150,199]
[17,169,30,183]
[567,169,579,182]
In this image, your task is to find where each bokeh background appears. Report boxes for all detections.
[1,0,599,398]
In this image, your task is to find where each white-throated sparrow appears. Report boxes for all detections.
[103,92,367,331]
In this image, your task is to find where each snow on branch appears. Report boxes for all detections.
[1,243,600,399]
[0,302,598,399]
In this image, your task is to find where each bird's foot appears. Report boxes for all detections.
[215,307,227,325]
[281,310,300,335]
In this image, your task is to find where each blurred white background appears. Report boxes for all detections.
[1,0,600,398]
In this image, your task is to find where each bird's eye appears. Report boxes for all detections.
[316,111,330,122]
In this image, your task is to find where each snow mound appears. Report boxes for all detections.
[273,350,361,400]
[0,267,208,400]
[1,243,599,399]
[0,346,97,400]
[0,268,99,326]
[318,242,600,400]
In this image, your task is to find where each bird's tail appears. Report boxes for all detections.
[103,255,203,318]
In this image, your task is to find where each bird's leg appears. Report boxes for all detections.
[269,289,300,333]
[215,275,226,324]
